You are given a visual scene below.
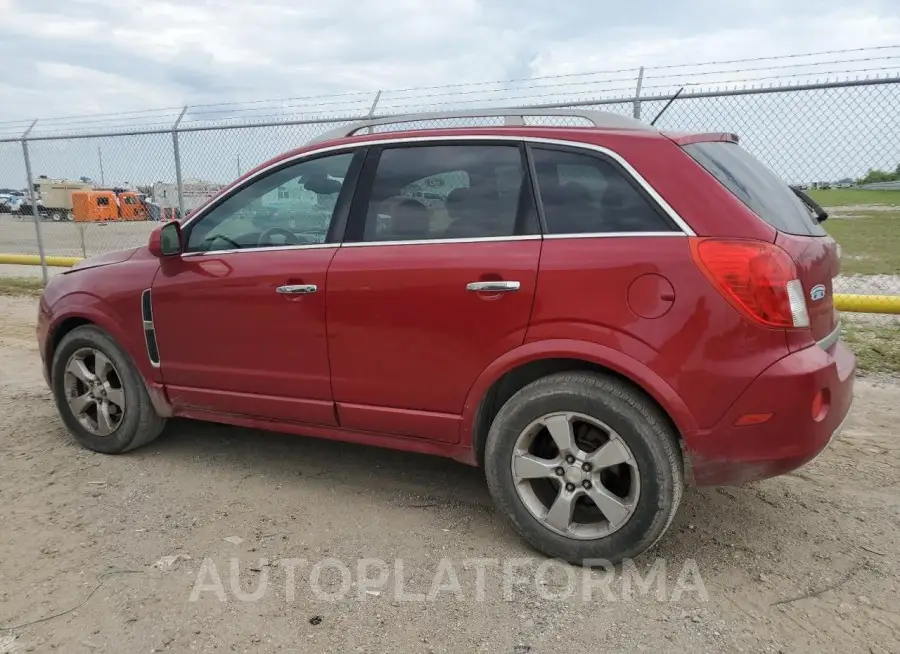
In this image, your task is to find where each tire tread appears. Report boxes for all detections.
[484,371,683,565]
[51,325,166,453]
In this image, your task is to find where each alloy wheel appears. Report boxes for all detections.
[510,411,640,540]
[63,347,126,437]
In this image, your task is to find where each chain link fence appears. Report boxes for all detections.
[1,78,898,324]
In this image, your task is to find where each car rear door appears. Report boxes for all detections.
[326,140,541,442]
[150,148,363,425]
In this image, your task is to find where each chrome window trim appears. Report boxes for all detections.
[181,242,337,258]
[178,231,687,256]
[180,134,696,237]
[543,231,686,240]
[816,320,842,351]
[342,235,542,248]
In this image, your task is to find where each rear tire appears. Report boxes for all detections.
[50,211,63,222]
[51,325,166,453]
[484,371,683,566]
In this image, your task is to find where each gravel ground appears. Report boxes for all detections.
[1,295,899,653]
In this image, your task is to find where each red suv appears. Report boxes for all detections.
[36,109,854,564]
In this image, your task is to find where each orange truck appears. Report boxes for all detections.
[72,190,149,222]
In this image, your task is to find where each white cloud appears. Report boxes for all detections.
[0,0,898,125]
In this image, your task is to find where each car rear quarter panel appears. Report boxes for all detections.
[527,236,791,434]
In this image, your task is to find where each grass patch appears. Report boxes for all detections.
[808,188,900,207]
[0,277,45,297]
[842,322,900,376]
[824,211,900,276]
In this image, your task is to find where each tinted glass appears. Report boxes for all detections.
[683,141,825,236]
[359,145,528,242]
[185,153,353,252]
[531,148,674,234]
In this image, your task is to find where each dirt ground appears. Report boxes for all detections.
[1,295,898,654]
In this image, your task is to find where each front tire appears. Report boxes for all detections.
[51,325,166,453]
[484,372,683,566]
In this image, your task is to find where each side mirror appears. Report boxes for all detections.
[148,221,183,257]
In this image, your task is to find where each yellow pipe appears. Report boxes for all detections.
[0,254,83,267]
[835,294,900,314]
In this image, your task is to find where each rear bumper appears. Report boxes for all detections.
[687,339,855,486]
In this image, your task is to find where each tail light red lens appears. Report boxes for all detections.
[690,238,810,329]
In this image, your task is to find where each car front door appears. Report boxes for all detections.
[326,141,541,442]
[150,149,362,425]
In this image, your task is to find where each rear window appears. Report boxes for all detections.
[683,142,826,236]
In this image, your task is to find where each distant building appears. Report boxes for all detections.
[152,179,224,211]
[260,182,319,207]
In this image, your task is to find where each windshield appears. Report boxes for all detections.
[683,141,826,236]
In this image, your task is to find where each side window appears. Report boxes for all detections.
[531,148,675,234]
[357,144,530,242]
[97,196,110,206]
[185,152,354,252]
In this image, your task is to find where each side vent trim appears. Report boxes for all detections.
[141,289,161,367]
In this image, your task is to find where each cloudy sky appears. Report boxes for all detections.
[1,0,899,127]
[0,0,898,192]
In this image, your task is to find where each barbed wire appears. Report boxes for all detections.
[2,45,899,136]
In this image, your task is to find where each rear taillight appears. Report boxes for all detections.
[690,238,810,329]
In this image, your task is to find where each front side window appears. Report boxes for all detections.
[355,144,531,242]
[531,148,675,234]
[185,152,354,253]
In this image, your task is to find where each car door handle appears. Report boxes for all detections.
[466,281,521,292]
[277,284,318,295]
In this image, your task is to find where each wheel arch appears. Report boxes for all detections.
[46,316,93,380]
[461,340,698,473]
[45,301,173,417]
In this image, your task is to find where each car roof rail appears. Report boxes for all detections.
[308,107,653,144]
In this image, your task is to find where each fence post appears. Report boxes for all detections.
[633,67,645,119]
[368,91,382,117]
[21,120,49,285]
[172,106,188,218]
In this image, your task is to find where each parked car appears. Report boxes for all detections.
[0,192,25,214]
[36,108,854,565]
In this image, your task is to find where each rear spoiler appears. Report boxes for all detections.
[664,132,740,146]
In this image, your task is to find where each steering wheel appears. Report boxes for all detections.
[258,227,302,247]
[203,234,242,250]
